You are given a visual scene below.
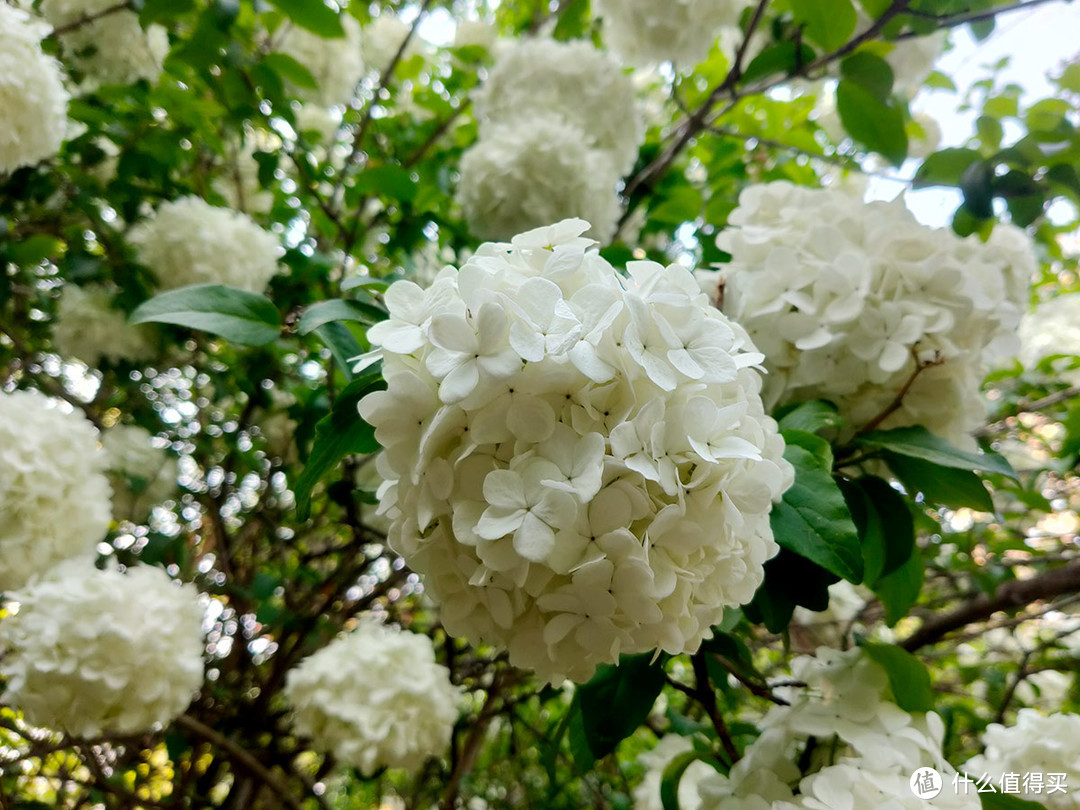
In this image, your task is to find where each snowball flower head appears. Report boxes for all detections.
[1019,293,1080,385]
[40,0,169,86]
[475,38,643,176]
[284,620,460,775]
[595,0,743,68]
[130,196,281,293]
[698,647,980,810]
[458,117,621,244]
[716,181,1032,446]
[0,559,205,737]
[361,14,420,73]
[963,710,1080,810]
[0,4,69,174]
[360,219,792,683]
[276,14,364,107]
[102,424,178,523]
[0,390,112,592]
[52,283,155,367]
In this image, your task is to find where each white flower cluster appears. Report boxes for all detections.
[360,219,792,683]
[130,196,281,294]
[276,15,364,107]
[0,390,112,593]
[52,283,155,367]
[634,733,714,810]
[1019,293,1080,384]
[460,38,643,243]
[594,0,743,68]
[102,424,178,523]
[361,14,419,74]
[474,39,642,177]
[284,620,460,775]
[458,117,622,244]
[884,31,947,96]
[698,648,980,810]
[40,0,169,87]
[0,559,205,737]
[0,4,69,175]
[715,182,1032,446]
[963,710,1080,810]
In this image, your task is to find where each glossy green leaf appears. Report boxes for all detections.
[294,363,385,520]
[777,400,843,435]
[570,653,667,766]
[857,426,1016,478]
[872,547,923,626]
[130,284,281,346]
[771,440,863,583]
[885,453,995,512]
[859,641,935,712]
[267,0,345,38]
[840,52,894,99]
[836,80,909,166]
[297,299,387,334]
[790,0,857,51]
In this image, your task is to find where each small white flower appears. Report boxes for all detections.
[0,558,205,737]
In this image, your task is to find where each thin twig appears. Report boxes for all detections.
[174,715,321,810]
[48,0,132,37]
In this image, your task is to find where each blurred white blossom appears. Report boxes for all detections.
[130,196,281,293]
[0,558,205,737]
[41,0,169,86]
[458,117,622,243]
[475,38,643,176]
[595,0,743,68]
[52,283,155,367]
[284,620,460,775]
[276,15,365,107]
[0,389,112,592]
[0,4,69,174]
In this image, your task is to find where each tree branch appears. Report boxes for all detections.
[48,0,132,37]
[901,559,1080,651]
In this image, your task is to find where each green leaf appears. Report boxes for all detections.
[976,115,1004,149]
[130,284,281,346]
[856,426,1016,478]
[267,0,345,38]
[777,400,843,436]
[660,749,705,810]
[771,441,863,583]
[858,641,935,712]
[348,165,418,204]
[960,160,995,219]
[298,299,387,335]
[913,148,982,188]
[871,547,923,626]
[741,42,817,84]
[843,476,915,586]
[313,322,364,380]
[293,363,385,520]
[836,80,909,166]
[790,0,857,51]
[979,793,1049,810]
[745,549,839,633]
[262,53,318,89]
[840,52,894,99]
[885,453,995,512]
[571,654,667,765]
